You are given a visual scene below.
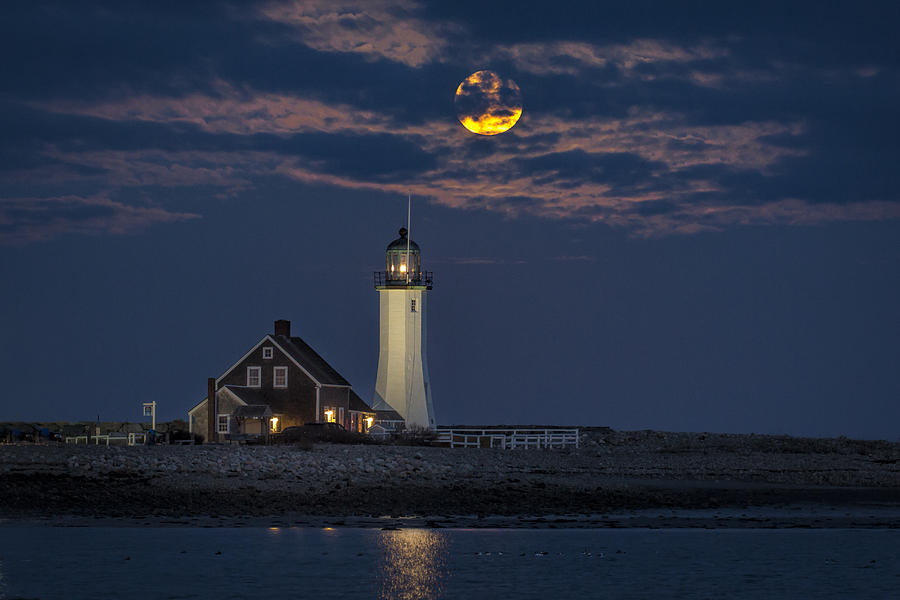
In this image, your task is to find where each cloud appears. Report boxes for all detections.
[552,255,596,262]
[22,76,897,239]
[493,39,729,77]
[38,149,262,190]
[2,1,898,242]
[258,0,456,67]
[621,199,900,238]
[430,257,510,265]
[0,195,200,245]
[36,86,894,237]
[41,83,396,136]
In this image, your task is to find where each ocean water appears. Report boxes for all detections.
[0,526,897,599]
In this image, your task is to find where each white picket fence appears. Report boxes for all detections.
[435,428,579,449]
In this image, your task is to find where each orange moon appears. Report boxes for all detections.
[454,70,523,135]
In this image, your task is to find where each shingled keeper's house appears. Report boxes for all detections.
[189,320,375,442]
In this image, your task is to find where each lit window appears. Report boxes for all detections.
[270,416,279,433]
[217,414,229,433]
[324,408,335,423]
[274,366,288,388]
[247,366,261,387]
[262,346,273,359]
[410,299,417,312]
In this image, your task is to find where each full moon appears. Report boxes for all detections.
[454,70,523,135]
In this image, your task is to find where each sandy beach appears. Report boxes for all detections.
[2,429,898,528]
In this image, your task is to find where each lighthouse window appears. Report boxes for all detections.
[410,299,417,312]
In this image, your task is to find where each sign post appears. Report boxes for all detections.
[142,401,157,431]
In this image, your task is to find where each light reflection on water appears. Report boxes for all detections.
[378,530,449,600]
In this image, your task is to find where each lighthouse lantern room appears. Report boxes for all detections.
[372,227,435,429]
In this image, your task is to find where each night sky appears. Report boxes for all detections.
[1,1,898,439]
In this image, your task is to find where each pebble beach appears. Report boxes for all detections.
[2,429,898,528]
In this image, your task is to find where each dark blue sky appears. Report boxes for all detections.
[1,1,898,438]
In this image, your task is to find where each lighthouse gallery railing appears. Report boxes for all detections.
[374,271,434,287]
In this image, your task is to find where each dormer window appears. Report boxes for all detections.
[247,366,261,387]
[262,346,273,359]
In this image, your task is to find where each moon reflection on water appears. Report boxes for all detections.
[378,529,450,600]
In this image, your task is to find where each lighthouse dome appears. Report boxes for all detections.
[386,227,420,253]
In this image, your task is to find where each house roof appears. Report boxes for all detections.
[232,404,273,419]
[349,389,374,413]
[271,335,350,387]
[222,385,298,415]
[188,397,207,415]
[375,408,404,421]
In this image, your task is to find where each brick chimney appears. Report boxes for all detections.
[274,319,291,337]
[206,377,216,444]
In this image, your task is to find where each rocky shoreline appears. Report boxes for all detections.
[1,429,898,527]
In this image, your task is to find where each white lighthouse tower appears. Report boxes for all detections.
[372,226,436,429]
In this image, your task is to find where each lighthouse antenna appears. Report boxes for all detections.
[405,192,413,421]
[406,193,411,284]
